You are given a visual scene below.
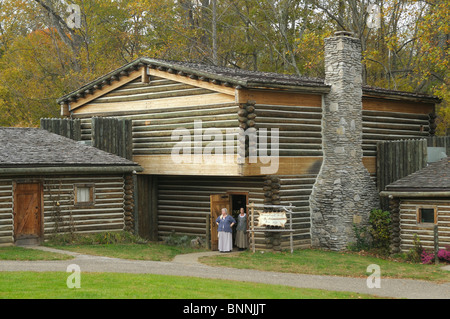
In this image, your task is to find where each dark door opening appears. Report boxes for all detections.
[229,193,248,249]
[209,192,248,251]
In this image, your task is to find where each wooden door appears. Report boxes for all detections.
[210,194,230,251]
[14,183,42,241]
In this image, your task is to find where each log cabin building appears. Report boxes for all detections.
[0,127,141,245]
[382,158,450,253]
[56,32,441,251]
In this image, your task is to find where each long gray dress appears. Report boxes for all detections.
[235,214,248,249]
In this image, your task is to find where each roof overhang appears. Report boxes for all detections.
[0,165,143,176]
[57,57,441,111]
[380,190,450,198]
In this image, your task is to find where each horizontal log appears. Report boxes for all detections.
[256,110,322,119]
[132,120,239,132]
[256,104,322,113]
[94,88,213,104]
[105,83,195,97]
[362,110,430,120]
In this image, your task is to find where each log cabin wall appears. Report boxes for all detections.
[269,175,318,249]
[361,98,434,177]
[399,199,450,252]
[0,179,13,244]
[42,175,127,238]
[156,175,270,248]
[0,175,128,244]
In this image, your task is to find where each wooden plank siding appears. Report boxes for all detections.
[399,200,450,252]
[0,179,13,244]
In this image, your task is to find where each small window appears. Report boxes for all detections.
[74,185,94,206]
[418,208,436,224]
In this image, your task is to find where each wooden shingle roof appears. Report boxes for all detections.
[385,158,450,193]
[57,57,441,106]
[0,127,141,173]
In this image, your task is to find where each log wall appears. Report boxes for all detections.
[253,104,323,157]
[0,175,128,244]
[399,199,450,251]
[262,174,317,250]
[74,76,239,157]
[156,175,316,250]
[156,175,272,248]
[0,179,13,244]
[43,175,126,238]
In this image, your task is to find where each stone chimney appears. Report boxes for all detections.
[309,31,379,251]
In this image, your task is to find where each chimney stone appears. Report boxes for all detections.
[309,33,379,251]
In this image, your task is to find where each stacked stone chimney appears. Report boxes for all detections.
[309,31,379,251]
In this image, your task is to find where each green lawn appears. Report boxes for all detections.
[0,246,73,261]
[0,271,381,299]
[199,249,450,282]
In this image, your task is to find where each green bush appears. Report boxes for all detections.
[369,209,392,255]
[406,234,424,263]
[162,231,203,248]
[348,223,371,252]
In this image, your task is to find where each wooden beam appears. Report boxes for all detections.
[69,68,144,111]
[362,98,434,115]
[236,89,322,107]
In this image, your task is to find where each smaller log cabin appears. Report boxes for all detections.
[383,158,450,253]
[0,127,142,245]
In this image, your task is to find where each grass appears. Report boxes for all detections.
[199,249,450,282]
[45,243,205,261]
[0,271,382,299]
[0,246,73,261]
[43,231,206,261]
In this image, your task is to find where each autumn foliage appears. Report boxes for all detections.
[0,0,448,128]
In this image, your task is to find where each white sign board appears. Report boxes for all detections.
[257,212,287,227]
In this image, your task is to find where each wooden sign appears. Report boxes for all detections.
[257,211,287,227]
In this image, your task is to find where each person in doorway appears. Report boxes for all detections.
[216,208,235,252]
[235,207,248,251]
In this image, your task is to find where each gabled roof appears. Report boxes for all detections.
[385,157,450,193]
[57,57,441,107]
[57,57,330,105]
[0,127,141,174]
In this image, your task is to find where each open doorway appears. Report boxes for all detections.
[209,192,248,251]
[229,193,248,249]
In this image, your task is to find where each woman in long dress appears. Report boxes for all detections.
[235,207,248,251]
[216,208,235,252]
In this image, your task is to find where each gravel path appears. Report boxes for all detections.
[0,246,449,299]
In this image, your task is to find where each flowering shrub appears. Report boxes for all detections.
[421,249,435,264]
[437,248,450,262]
[420,246,450,264]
